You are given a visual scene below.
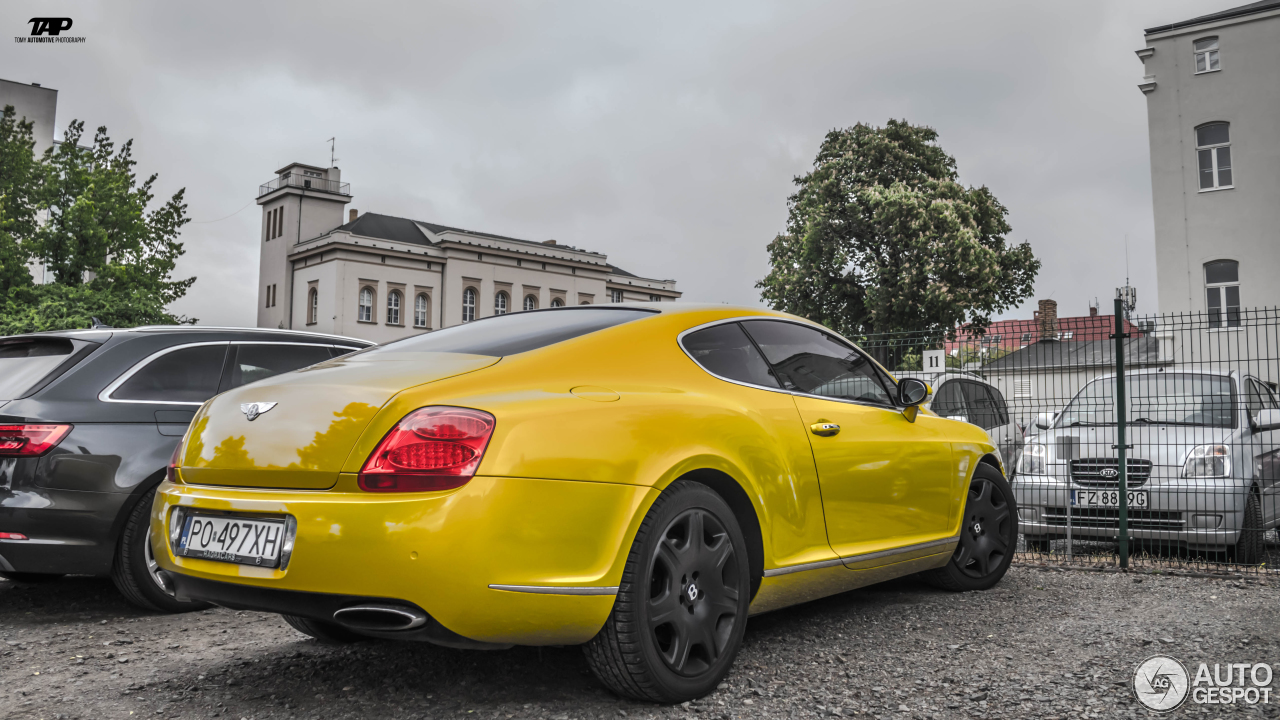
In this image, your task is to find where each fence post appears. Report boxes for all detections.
[1112,298,1129,569]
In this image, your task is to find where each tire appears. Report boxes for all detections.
[281,614,367,643]
[584,480,751,703]
[111,488,211,613]
[0,572,65,583]
[1231,490,1264,565]
[924,463,1018,592]
[1024,536,1051,554]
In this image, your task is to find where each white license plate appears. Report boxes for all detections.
[177,514,286,567]
[1071,490,1148,508]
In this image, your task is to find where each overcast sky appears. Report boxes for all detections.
[0,0,1228,326]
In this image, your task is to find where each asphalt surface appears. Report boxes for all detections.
[3,564,1278,719]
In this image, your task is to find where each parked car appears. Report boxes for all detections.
[897,370,1023,474]
[0,326,371,611]
[1015,368,1279,560]
[152,305,1015,703]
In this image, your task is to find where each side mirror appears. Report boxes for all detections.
[898,378,929,406]
[1255,409,1280,432]
[898,378,929,424]
[1034,412,1055,431]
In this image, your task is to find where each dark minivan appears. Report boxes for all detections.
[0,326,371,611]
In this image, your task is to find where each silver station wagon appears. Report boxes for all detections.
[1015,368,1280,561]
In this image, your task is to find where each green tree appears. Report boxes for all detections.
[757,120,1039,339]
[0,106,40,295]
[0,114,196,332]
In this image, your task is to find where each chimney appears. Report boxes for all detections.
[349,209,358,223]
[543,239,558,246]
[1089,305,1098,317]
[1038,299,1058,339]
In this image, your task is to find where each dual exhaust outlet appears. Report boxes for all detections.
[332,604,427,632]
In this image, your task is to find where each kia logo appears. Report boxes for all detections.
[1100,468,1120,479]
[28,18,73,36]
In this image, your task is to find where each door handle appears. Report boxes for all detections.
[810,422,840,437]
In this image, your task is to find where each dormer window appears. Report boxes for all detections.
[303,169,323,178]
[1193,37,1220,73]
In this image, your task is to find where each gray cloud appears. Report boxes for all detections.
[1,0,1216,326]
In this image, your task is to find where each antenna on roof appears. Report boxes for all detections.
[327,137,338,167]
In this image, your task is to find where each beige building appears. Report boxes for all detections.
[255,163,680,341]
[1136,1,1280,318]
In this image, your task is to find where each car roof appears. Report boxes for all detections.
[3,325,372,346]
[895,370,989,384]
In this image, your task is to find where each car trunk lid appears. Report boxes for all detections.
[179,352,499,489]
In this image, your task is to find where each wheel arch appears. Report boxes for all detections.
[676,468,765,601]
[978,452,1005,478]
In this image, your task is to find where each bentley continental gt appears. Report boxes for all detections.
[152,305,1016,702]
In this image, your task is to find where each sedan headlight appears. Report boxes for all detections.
[1182,444,1232,478]
[1018,443,1047,476]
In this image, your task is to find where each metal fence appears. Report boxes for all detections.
[860,303,1280,574]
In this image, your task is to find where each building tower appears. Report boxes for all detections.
[255,164,351,328]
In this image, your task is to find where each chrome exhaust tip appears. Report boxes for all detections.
[332,604,428,632]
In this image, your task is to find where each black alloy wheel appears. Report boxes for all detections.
[585,481,751,703]
[646,508,741,677]
[923,463,1018,592]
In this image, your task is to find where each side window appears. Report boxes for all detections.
[930,381,968,420]
[986,383,1011,425]
[961,381,1001,430]
[220,344,335,392]
[1246,378,1279,420]
[111,345,228,403]
[680,323,780,389]
[740,320,893,405]
[329,345,362,359]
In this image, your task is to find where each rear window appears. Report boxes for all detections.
[366,308,656,357]
[0,338,87,400]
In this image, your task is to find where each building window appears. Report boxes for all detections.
[414,294,428,328]
[1196,123,1232,190]
[649,294,661,302]
[462,288,477,322]
[265,284,277,308]
[1193,37,1220,73]
[1205,260,1240,328]
[610,289,623,303]
[1020,331,1033,344]
[387,290,403,325]
[523,295,537,311]
[494,291,509,315]
[308,288,318,325]
[358,287,374,323]
[550,297,564,308]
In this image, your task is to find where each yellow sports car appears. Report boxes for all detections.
[152,304,1015,702]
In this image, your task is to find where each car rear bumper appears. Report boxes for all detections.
[0,489,130,575]
[152,474,657,646]
[1014,475,1251,548]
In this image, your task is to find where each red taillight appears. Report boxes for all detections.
[358,407,496,492]
[167,441,184,483]
[0,532,28,540]
[0,425,71,457]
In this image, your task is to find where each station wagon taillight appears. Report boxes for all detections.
[0,424,71,457]
[358,407,495,492]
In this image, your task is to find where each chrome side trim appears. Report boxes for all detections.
[762,534,962,578]
[761,557,846,577]
[98,341,364,406]
[488,584,619,596]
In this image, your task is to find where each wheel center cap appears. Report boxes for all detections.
[972,521,983,535]
[686,583,699,602]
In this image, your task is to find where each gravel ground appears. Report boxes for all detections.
[3,565,1278,720]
